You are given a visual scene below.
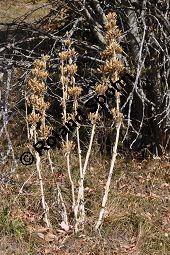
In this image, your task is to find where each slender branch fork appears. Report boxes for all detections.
[75,106,99,233]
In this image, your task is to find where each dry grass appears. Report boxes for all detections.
[0,150,169,254]
[0,0,50,24]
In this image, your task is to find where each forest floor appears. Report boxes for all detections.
[0,151,169,255]
[0,0,49,24]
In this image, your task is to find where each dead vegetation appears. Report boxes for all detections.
[0,0,169,254]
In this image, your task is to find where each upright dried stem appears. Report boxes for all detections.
[27,55,51,227]
[35,151,51,227]
[57,184,69,225]
[59,41,76,215]
[94,12,124,230]
[75,107,99,232]
[95,93,122,230]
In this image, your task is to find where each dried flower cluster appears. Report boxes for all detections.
[59,48,77,61]
[102,40,123,59]
[111,107,123,125]
[99,12,124,81]
[95,81,108,95]
[96,12,124,121]
[68,86,82,98]
[27,55,51,140]
[105,12,122,43]
[99,12,124,80]
[62,140,74,155]
[99,58,124,76]
[59,37,79,149]
[59,37,82,123]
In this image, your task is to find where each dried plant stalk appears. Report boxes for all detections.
[24,91,30,141]
[27,55,51,227]
[95,11,124,230]
[59,38,77,217]
[35,151,50,227]
[57,185,68,225]
[75,107,99,233]
[95,93,122,230]
[74,12,123,233]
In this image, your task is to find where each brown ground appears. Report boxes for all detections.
[0,152,169,255]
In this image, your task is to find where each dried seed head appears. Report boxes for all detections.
[105,28,122,42]
[105,12,122,42]
[39,125,52,139]
[111,107,123,122]
[88,112,99,124]
[33,55,49,69]
[95,83,107,95]
[41,55,50,62]
[62,63,77,75]
[59,49,77,61]
[68,86,82,97]
[28,94,39,106]
[31,68,48,79]
[99,59,124,75]
[62,140,74,154]
[33,98,50,112]
[27,54,50,143]
[27,112,41,124]
[60,75,69,85]
[106,12,117,23]
[28,78,47,94]
[64,38,72,47]
[33,59,46,69]
[101,40,123,59]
